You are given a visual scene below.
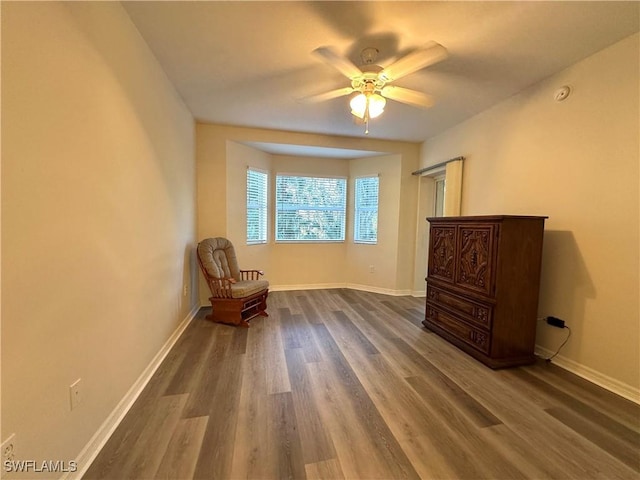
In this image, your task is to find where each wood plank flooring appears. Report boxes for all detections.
[84,289,640,479]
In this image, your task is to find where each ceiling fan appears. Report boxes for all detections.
[305,41,448,134]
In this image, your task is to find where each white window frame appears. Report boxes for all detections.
[275,174,347,243]
[246,168,268,244]
[354,175,379,244]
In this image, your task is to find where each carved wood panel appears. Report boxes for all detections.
[428,226,456,282]
[455,225,495,295]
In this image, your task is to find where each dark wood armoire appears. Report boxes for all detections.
[424,215,547,368]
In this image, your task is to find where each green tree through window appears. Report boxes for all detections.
[275,175,346,241]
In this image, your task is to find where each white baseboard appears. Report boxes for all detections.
[347,283,413,297]
[535,345,640,405]
[269,282,415,297]
[269,282,345,292]
[64,303,200,480]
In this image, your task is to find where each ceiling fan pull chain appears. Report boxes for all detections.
[364,98,370,123]
[364,98,370,135]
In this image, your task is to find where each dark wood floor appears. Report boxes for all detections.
[84,289,640,479]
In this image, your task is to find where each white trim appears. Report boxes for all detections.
[347,283,413,297]
[274,240,346,244]
[270,283,345,292]
[64,304,200,480]
[246,165,269,175]
[535,345,640,405]
[275,172,348,180]
[269,283,413,297]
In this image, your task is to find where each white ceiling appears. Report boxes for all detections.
[122,1,639,144]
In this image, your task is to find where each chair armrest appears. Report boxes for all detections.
[207,277,235,298]
[240,269,264,281]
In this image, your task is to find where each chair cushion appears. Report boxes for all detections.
[198,237,241,280]
[231,280,269,299]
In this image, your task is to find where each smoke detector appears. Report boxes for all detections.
[554,85,571,102]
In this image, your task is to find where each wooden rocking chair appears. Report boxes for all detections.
[197,237,269,327]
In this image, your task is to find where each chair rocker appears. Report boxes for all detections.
[197,237,269,327]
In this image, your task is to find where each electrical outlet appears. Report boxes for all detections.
[369,265,375,273]
[70,378,82,411]
[183,284,188,296]
[2,433,17,463]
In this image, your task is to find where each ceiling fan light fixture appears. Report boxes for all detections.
[350,93,366,119]
[368,94,386,118]
[350,92,386,119]
[310,43,447,134]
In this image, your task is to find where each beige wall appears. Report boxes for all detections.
[196,124,421,297]
[1,1,197,471]
[347,155,402,291]
[222,142,273,300]
[269,155,350,288]
[419,33,640,396]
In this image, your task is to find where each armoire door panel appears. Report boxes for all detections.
[428,225,456,283]
[455,224,496,296]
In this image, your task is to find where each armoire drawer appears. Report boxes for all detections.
[425,305,491,355]
[427,285,493,330]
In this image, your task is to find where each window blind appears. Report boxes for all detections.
[246,169,268,244]
[354,176,379,244]
[275,175,346,242]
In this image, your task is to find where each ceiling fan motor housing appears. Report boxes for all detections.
[351,70,385,95]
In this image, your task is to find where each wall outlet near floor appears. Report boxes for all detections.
[2,433,17,463]
[70,378,82,411]
[369,265,375,273]
[183,284,188,296]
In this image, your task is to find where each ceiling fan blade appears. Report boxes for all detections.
[312,46,363,79]
[381,86,435,108]
[379,41,448,82]
[301,87,355,103]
